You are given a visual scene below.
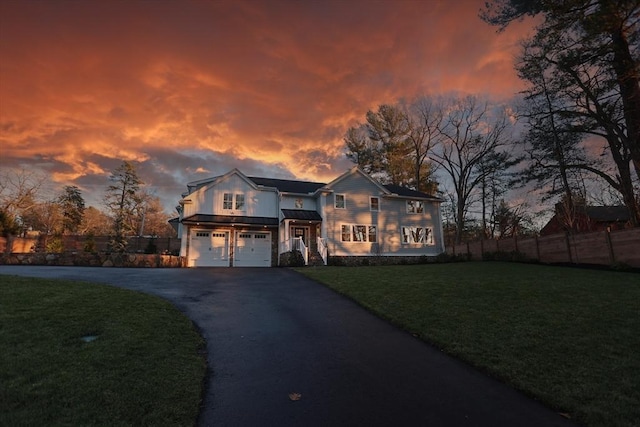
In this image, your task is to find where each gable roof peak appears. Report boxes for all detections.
[325,166,391,194]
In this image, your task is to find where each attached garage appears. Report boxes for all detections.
[189,230,230,267]
[182,214,278,267]
[234,231,272,267]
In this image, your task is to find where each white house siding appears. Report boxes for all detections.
[322,170,442,257]
[378,197,442,256]
[181,185,214,218]
[324,171,385,256]
[183,174,278,218]
[210,175,278,217]
[279,195,317,211]
[179,171,280,267]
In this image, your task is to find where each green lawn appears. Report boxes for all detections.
[0,275,206,427]
[297,262,640,427]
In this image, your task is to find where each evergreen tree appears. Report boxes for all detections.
[58,185,85,234]
[104,161,143,253]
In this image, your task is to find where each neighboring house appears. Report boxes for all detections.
[540,205,631,236]
[176,167,445,267]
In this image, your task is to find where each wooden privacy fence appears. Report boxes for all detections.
[446,228,640,268]
[0,235,181,255]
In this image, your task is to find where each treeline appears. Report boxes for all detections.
[345,0,639,244]
[0,161,176,254]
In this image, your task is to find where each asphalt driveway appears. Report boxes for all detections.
[0,266,573,426]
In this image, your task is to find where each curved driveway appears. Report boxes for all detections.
[0,266,573,427]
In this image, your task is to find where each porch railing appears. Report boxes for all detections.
[294,237,308,265]
[281,237,308,265]
[317,237,327,265]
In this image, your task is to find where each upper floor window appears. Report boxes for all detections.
[235,194,245,210]
[295,198,303,209]
[406,200,424,214]
[370,197,379,211]
[335,194,346,209]
[223,193,245,211]
[223,193,233,210]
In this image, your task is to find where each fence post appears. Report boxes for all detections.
[466,241,471,260]
[605,228,615,265]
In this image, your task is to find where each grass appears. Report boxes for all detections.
[0,275,207,427]
[296,262,640,427]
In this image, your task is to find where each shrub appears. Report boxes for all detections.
[280,250,305,267]
[83,234,97,253]
[45,235,64,253]
[435,252,468,263]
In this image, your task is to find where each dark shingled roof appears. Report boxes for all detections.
[249,177,326,194]
[383,184,439,200]
[281,209,323,221]
[182,214,278,226]
[585,206,630,222]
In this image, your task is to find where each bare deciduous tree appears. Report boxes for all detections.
[432,96,517,244]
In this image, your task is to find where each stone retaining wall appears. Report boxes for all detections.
[1,252,184,268]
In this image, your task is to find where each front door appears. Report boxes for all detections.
[292,227,308,244]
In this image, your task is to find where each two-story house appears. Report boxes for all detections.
[176,167,444,267]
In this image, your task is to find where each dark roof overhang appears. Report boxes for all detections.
[182,214,278,226]
[281,209,323,221]
[383,184,443,201]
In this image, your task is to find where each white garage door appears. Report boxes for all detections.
[234,232,272,267]
[189,230,230,267]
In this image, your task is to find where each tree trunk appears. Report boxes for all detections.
[610,24,640,181]
[455,196,465,244]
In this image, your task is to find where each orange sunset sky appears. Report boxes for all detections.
[0,0,533,212]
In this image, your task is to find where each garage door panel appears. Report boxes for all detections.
[190,230,229,267]
[234,232,271,267]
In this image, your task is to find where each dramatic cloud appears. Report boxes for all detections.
[0,0,532,211]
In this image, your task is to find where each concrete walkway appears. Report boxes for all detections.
[0,266,574,426]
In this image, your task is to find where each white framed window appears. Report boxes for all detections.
[401,226,434,245]
[406,200,424,214]
[235,194,245,210]
[368,226,377,243]
[223,193,233,210]
[341,225,351,241]
[223,193,245,211]
[295,198,303,209]
[370,197,379,211]
[352,225,367,242]
[341,224,377,243]
[335,194,346,209]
